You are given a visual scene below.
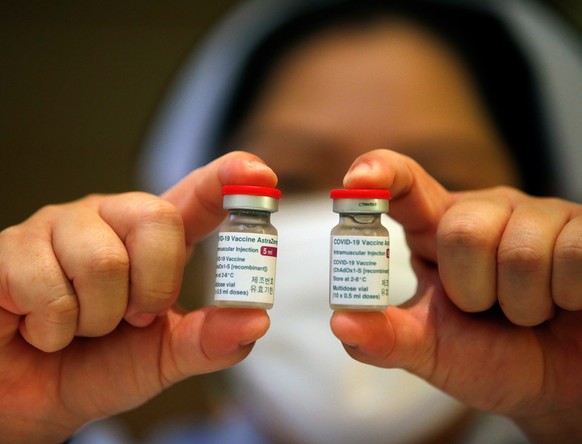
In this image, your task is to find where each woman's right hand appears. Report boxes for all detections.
[0,151,276,443]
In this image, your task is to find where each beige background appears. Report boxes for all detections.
[1,0,580,438]
[1,0,241,229]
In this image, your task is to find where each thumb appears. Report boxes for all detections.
[161,307,270,383]
[343,149,453,262]
[161,151,278,247]
[329,295,438,380]
[335,149,451,377]
[329,266,544,413]
[329,264,461,384]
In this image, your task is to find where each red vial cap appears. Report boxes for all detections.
[330,189,391,200]
[222,185,282,199]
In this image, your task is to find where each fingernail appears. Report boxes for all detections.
[247,159,271,171]
[239,340,257,347]
[344,161,374,184]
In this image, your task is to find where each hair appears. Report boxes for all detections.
[214,0,556,196]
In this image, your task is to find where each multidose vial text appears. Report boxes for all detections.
[329,189,391,311]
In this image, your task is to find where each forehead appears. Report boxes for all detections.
[233,20,518,192]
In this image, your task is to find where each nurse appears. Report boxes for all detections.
[139,0,582,442]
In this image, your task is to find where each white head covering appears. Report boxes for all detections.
[138,0,582,201]
[137,0,334,194]
[495,0,582,200]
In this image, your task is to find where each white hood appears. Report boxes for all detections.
[137,0,582,201]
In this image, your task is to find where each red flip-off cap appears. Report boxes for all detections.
[222,185,282,199]
[330,189,391,200]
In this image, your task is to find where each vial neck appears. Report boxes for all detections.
[338,213,381,226]
[228,209,272,223]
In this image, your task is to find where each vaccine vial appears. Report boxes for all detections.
[214,185,281,309]
[330,189,391,311]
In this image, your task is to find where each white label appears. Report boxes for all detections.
[214,232,278,304]
[330,235,389,307]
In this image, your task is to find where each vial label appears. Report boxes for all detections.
[215,232,278,304]
[330,235,389,307]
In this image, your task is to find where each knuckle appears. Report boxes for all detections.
[552,236,582,310]
[554,238,582,264]
[0,222,42,248]
[34,203,60,216]
[142,286,177,305]
[0,223,20,239]
[0,225,23,251]
[45,292,79,321]
[21,290,78,352]
[134,283,179,312]
[438,220,491,250]
[498,245,544,273]
[33,203,66,221]
[136,198,182,228]
[84,248,130,277]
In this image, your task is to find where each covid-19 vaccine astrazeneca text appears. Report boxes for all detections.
[214,185,281,309]
[330,189,391,311]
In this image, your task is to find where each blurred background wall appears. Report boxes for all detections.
[0,0,580,230]
[1,0,241,229]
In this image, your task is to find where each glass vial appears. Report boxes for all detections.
[214,185,282,309]
[329,189,391,311]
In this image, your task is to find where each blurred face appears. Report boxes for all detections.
[231,19,520,194]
